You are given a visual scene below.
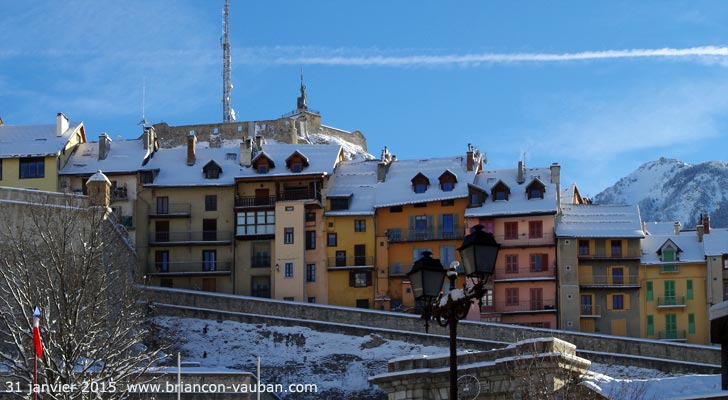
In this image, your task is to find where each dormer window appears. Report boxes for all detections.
[252,152,275,174]
[657,240,681,262]
[467,184,486,208]
[526,179,546,200]
[411,172,430,194]
[491,181,510,201]
[439,170,457,192]
[329,194,352,211]
[202,160,222,180]
[286,150,310,174]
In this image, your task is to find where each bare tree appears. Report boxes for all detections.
[0,193,161,399]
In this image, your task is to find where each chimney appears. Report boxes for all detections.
[187,130,197,166]
[466,143,474,172]
[240,138,253,167]
[674,221,681,235]
[56,112,69,137]
[703,213,711,234]
[86,170,111,208]
[377,146,393,182]
[0,114,4,126]
[255,135,264,150]
[517,161,525,184]
[697,225,705,243]
[98,133,111,160]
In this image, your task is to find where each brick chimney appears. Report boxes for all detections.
[466,144,475,172]
[377,146,393,182]
[98,133,111,160]
[517,161,525,184]
[56,112,69,137]
[697,225,705,243]
[703,213,711,234]
[86,170,111,208]
[240,138,253,167]
[187,130,197,166]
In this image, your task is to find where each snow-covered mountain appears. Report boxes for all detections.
[594,157,728,228]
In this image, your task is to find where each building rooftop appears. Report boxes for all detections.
[0,122,83,158]
[60,139,147,175]
[641,233,705,264]
[325,159,378,216]
[556,204,645,238]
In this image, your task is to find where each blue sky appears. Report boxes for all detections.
[2,1,728,196]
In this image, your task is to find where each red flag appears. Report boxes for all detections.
[32,307,42,358]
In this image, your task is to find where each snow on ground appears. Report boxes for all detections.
[154,316,723,399]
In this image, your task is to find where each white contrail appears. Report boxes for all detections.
[274,46,728,66]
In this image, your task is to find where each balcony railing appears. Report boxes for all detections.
[657,296,686,308]
[280,188,320,201]
[579,275,640,288]
[387,228,464,242]
[110,186,128,201]
[660,264,679,273]
[148,203,191,217]
[119,216,134,229]
[235,195,277,208]
[148,260,232,275]
[496,300,557,313]
[494,265,556,279]
[658,330,687,340]
[493,232,555,247]
[149,231,232,245]
[328,255,375,268]
[234,189,321,208]
[580,305,602,317]
[251,255,271,268]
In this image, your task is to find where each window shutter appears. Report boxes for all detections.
[438,214,443,237]
[409,216,415,232]
[349,272,355,287]
[624,294,631,310]
[453,213,459,232]
[366,271,373,286]
[646,281,653,301]
[606,294,613,311]
[542,254,549,271]
[427,215,434,238]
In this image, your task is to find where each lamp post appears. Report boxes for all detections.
[407,225,500,400]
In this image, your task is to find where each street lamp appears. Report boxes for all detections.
[407,224,500,400]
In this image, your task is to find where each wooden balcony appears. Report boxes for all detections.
[147,260,232,277]
[149,231,232,246]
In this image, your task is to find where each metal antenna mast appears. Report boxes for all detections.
[221,0,235,122]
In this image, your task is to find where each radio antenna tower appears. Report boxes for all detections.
[221,0,235,122]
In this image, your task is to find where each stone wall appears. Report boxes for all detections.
[143,287,721,373]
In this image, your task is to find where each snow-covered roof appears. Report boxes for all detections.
[373,156,477,208]
[556,204,645,238]
[465,167,558,218]
[141,145,241,187]
[640,234,705,264]
[326,160,378,216]
[703,228,728,256]
[0,123,83,158]
[236,143,342,180]
[86,170,111,185]
[644,221,683,236]
[60,139,147,175]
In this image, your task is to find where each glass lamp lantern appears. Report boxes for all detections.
[457,224,500,280]
[407,251,447,301]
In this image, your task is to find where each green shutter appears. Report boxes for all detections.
[646,281,653,301]
[687,280,694,300]
[647,315,654,336]
[689,313,695,334]
[427,215,434,238]
[409,216,415,232]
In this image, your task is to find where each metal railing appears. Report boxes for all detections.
[497,300,557,313]
[148,203,191,217]
[149,231,232,244]
[234,189,321,207]
[494,265,556,278]
[657,296,686,307]
[387,228,464,242]
[251,255,271,268]
[235,195,277,208]
[580,305,602,316]
[658,330,687,340]
[279,188,320,201]
[579,274,640,287]
[493,232,555,247]
[661,264,679,273]
[328,255,375,268]
[149,260,233,274]
[110,186,128,201]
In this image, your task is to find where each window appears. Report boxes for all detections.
[687,280,694,300]
[390,206,403,213]
[284,263,294,278]
[412,248,432,262]
[505,255,518,274]
[581,294,593,315]
[665,280,676,301]
[335,251,347,267]
[530,288,543,310]
[647,315,654,336]
[356,299,370,309]
[441,182,454,191]
[578,240,590,256]
[528,221,543,239]
[611,267,624,285]
[140,171,154,184]
[327,233,337,247]
[440,214,455,239]
[689,313,695,334]
[506,288,519,306]
[494,190,507,201]
[354,244,367,266]
[470,193,481,206]
[504,222,518,240]
[205,195,217,211]
[665,314,677,339]
[204,168,220,179]
[440,245,456,268]
[354,220,366,232]
[612,294,624,310]
[202,219,217,241]
[156,196,169,214]
[251,242,271,268]
[308,297,316,304]
[305,230,316,250]
[611,240,622,257]
[413,202,427,208]
[330,198,349,210]
[202,250,216,271]
[284,227,294,244]
[529,254,548,272]
[236,211,275,236]
[155,251,169,272]
[528,186,543,199]
[414,184,427,193]
[349,271,372,287]
[414,215,428,239]
[258,165,268,173]
[441,199,454,206]
[292,164,302,173]
[19,157,44,179]
[306,264,316,282]
[646,281,653,301]
[251,276,271,298]
[306,212,316,222]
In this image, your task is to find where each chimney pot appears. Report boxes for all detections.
[674,221,681,235]
[517,161,525,184]
[98,133,111,160]
[703,214,711,234]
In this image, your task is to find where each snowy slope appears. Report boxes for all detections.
[594,158,728,228]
